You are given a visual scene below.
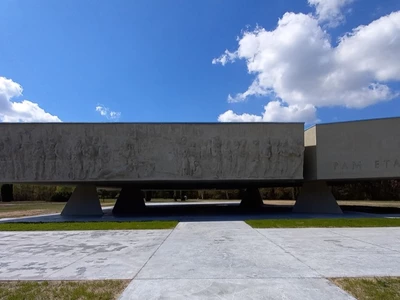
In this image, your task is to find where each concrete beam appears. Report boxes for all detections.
[293,181,342,214]
[0,123,304,184]
[61,185,103,216]
[240,188,264,210]
[113,186,146,215]
[304,118,400,181]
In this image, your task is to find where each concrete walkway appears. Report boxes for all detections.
[1,222,400,299]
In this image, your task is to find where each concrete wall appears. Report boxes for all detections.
[307,118,400,180]
[0,123,304,184]
[304,127,317,180]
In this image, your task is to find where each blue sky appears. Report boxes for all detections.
[0,0,399,124]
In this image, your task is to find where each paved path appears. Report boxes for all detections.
[1,222,400,299]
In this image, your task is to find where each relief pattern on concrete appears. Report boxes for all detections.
[0,124,304,182]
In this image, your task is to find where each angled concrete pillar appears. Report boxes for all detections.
[145,191,152,202]
[293,181,342,214]
[61,185,103,216]
[112,186,146,215]
[240,188,263,210]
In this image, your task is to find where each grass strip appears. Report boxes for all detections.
[332,277,400,300]
[246,218,400,228]
[0,220,178,231]
[0,280,129,300]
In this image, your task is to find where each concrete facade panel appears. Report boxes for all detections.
[0,123,304,183]
[312,118,400,180]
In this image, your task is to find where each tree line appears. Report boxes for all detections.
[1,180,399,202]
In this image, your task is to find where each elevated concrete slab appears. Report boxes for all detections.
[305,117,400,180]
[298,117,400,214]
[0,123,304,185]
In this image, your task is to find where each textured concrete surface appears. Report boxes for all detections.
[135,222,320,279]
[0,123,304,183]
[0,230,171,280]
[257,227,400,277]
[120,279,354,300]
[305,117,400,180]
[2,221,400,299]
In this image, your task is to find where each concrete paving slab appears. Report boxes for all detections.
[328,227,400,253]
[0,255,93,280]
[257,228,395,254]
[292,252,400,277]
[329,227,400,237]
[1,221,400,299]
[176,220,251,230]
[0,230,171,280]
[136,222,319,279]
[256,228,400,277]
[119,278,355,300]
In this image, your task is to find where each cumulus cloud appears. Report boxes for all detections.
[0,77,61,122]
[218,101,318,123]
[95,104,121,121]
[218,110,262,122]
[213,6,400,123]
[308,0,354,27]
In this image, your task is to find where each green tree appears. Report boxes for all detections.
[50,186,75,202]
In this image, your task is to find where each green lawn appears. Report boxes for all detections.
[0,280,129,300]
[333,277,400,300]
[0,221,178,231]
[246,218,400,228]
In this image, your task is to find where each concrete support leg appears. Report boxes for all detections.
[112,186,146,215]
[61,185,103,216]
[293,181,342,214]
[240,188,263,209]
[145,191,152,202]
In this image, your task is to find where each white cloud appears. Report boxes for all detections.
[218,110,262,122]
[218,101,318,124]
[213,9,400,123]
[227,79,269,103]
[109,111,121,119]
[308,0,354,27]
[0,76,61,122]
[212,50,238,66]
[336,11,400,82]
[95,104,121,120]
[262,101,318,123]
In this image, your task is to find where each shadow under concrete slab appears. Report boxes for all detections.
[1,201,400,223]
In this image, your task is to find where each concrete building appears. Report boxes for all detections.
[1,118,398,216]
[0,123,304,215]
[296,117,400,214]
